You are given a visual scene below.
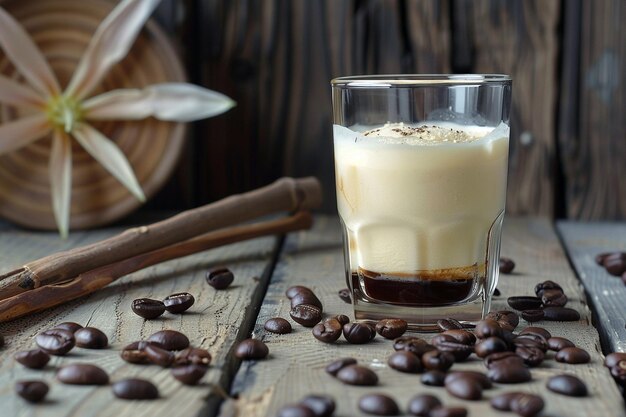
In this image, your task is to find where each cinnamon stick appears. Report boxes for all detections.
[0,177,322,299]
[0,211,313,322]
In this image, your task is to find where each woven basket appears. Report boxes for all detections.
[0,0,186,230]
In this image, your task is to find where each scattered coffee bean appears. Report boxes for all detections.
[610,361,626,386]
[515,334,548,353]
[542,307,580,321]
[603,253,626,276]
[500,257,515,274]
[511,393,545,417]
[290,304,323,327]
[595,252,612,265]
[490,392,521,411]
[290,291,323,310]
[484,352,525,369]
[521,309,545,322]
[534,280,563,297]
[265,317,292,334]
[605,352,626,368]
[445,371,492,389]
[312,319,342,343]
[393,336,436,357]
[375,319,407,339]
[163,292,195,314]
[507,296,542,311]
[235,338,269,360]
[358,394,399,416]
[431,330,475,361]
[474,319,503,339]
[546,374,587,397]
[343,322,375,344]
[387,351,423,373]
[206,267,235,289]
[15,380,48,403]
[325,357,357,376]
[519,326,552,340]
[75,327,108,349]
[171,364,208,385]
[36,329,75,355]
[487,362,531,383]
[15,349,50,369]
[145,344,175,367]
[336,365,378,386]
[120,341,159,364]
[445,376,483,400]
[555,347,590,364]
[286,285,312,299]
[338,288,351,304]
[541,289,568,307]
[53,322,83,333]
[131,298,166,319]
[333,314,350,326]
[407,393,442,416]
[300,394,336,417]
[148,330,190,351]
[547,337,575,351]
[421,349,454,371]
[475,337,508,358]
[276,405,316,417]
[174,347,212,366]
[486,310,519,331]
[430,407,468,417]
[436,318,464,331]
[113,378,159,400]
[421,370,447,386]
[514,346,545,367]
[57,363,109,385]
[493,288,501,296]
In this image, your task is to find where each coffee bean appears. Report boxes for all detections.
[286,285,312,299]
[235,338,269,359]
[277,405,316,417]
[490,392,520,411]
[431,331,475,361]
[514,334,548,352]
[336,365,378,386]
[603,253,626,276]
[507,296,542,311]
[174,347,212,366]
[290,291,323,310]
[145,344,175,367]
[333,314,350,326]
[407,393,442,416]
[541,289,567,307]
[605,352,626,368]
[430,408,468,417]
[547,337,575,351]
[290,304,323,327]
[53,322,83,333]
[163,292,195,314]
[555,347,590,364]
[546,374,587,397]
[312,319,342,343]
[421,349,454,371]
[15,380,48,403]
[57,364,109,385]
[475,337,508,358]
[500,257,515,274]
[375,319,407,339]
[75,327,108,349]
[113,378,159,400]
[265,317,292,334]
[393,336,436,357]
[338,288,351,304]
[120,341,161,364]
[148,330,190,351]
[343,322,375,344]
[325,357,357,376]
[534,280,563,297]
[358,394,399,416]
[300,394,335,417]
[206,267,234,289]
[491,392,544,417]
[474,319,503,339]
[436,318,464,331]
[387,351,423,373]
[486,310,519,331]
[15,349,50,369]
[36,329,75,355]
[514,346,545,367]
[484,352,525,369]
[171,364,208,385]
[542,307,580,321]
[521,309,544,322]
[445,371,492,389]
[487,363,531,383]
[131,298,165,319]
[493,288,501,296]
[421,370,447,386]
[519,326,552,340]
[610,361,626,386]
[445,376,483,400]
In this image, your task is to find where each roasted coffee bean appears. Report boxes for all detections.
[358,394,399,416]
[333,314,350,326]
[163,292,195,314]
[325,357,357,376]
[171,364,208,385]
[490,392,521,411]
[343,322,375,344]
[511,393,545,417]
[486,310,519,331]
[436,318,464,331]
[290,304,323,327]
[500,257,515,274]
[113,378,159,400]
[555,347,590,364]
[548,337,575,351]
[493,288,501,296]
[265,317,292,334]
[514,346,545,367]
[603,253,626,276]
[235,338,269,360]
[75,327,108,349]
[507,296,542,311]
[542,307,580,321]
[393,336,436,357]
[15,349,50,369]
[57,364,109,385]
[277,405,316,417]
[431,331,475,361]
[534,280,563,297]
[338,288,351,304]
[610,361,626,386]
[519,326,552,340]
[605,352,626,368]
[120,341,161,364]
[546,374,587,397]
[487,363,531,383]
[336,365,378,386]
[300,394,336,417]
[312,319,342,343]
[445,376,483,400]
[290,291,323,310]
[474,319,503,339]
[484,352,525,369]
[387,351,423,373]
[421,370,447,386]
[521,309,544,322]
[541,289,567,307]
[174,347,212,366]
[53,322,83,333]
[36,329,75,355]
[407,394,442,416]
[475,337,508,358]
[148,330,189,351]
[206,267,234,289]
[421,349,454,371]
[514,333,548,351]
[443,329,476,345]
[15,380,48,403]
[430,407,468,417]
[445,371,492,389]
[131,298,166,319]
[286,285,312,299]
[145,344,175,367]
[595,252,614,266]
[375,319,407,339]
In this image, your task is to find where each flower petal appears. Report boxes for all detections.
[0,7,60,96]
[0,74,46,109]
[83,83,236,122]
[72,123,145,202]
[0,113,50,155]
[49,130,72,238]
[65,0,161,100]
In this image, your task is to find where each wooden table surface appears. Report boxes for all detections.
[0,216,624,417]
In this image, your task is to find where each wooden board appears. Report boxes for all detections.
[222,216,625,416]
[557,221,626,352]
[0,220,279,417]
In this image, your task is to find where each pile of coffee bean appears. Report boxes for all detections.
[506,280,580,323]
[276,394,336,417]
[596,252,626,284]
[131,291,195,319]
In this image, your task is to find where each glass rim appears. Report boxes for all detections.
[331,74,512,88]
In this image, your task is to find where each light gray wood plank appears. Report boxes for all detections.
[222,216,625,417]
[557,221,626,352]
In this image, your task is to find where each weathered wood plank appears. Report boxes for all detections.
[0,220,278,417]
[221,216,624,416]
[557,221,626,352]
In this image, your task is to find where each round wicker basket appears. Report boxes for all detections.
[0,0,186,230]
